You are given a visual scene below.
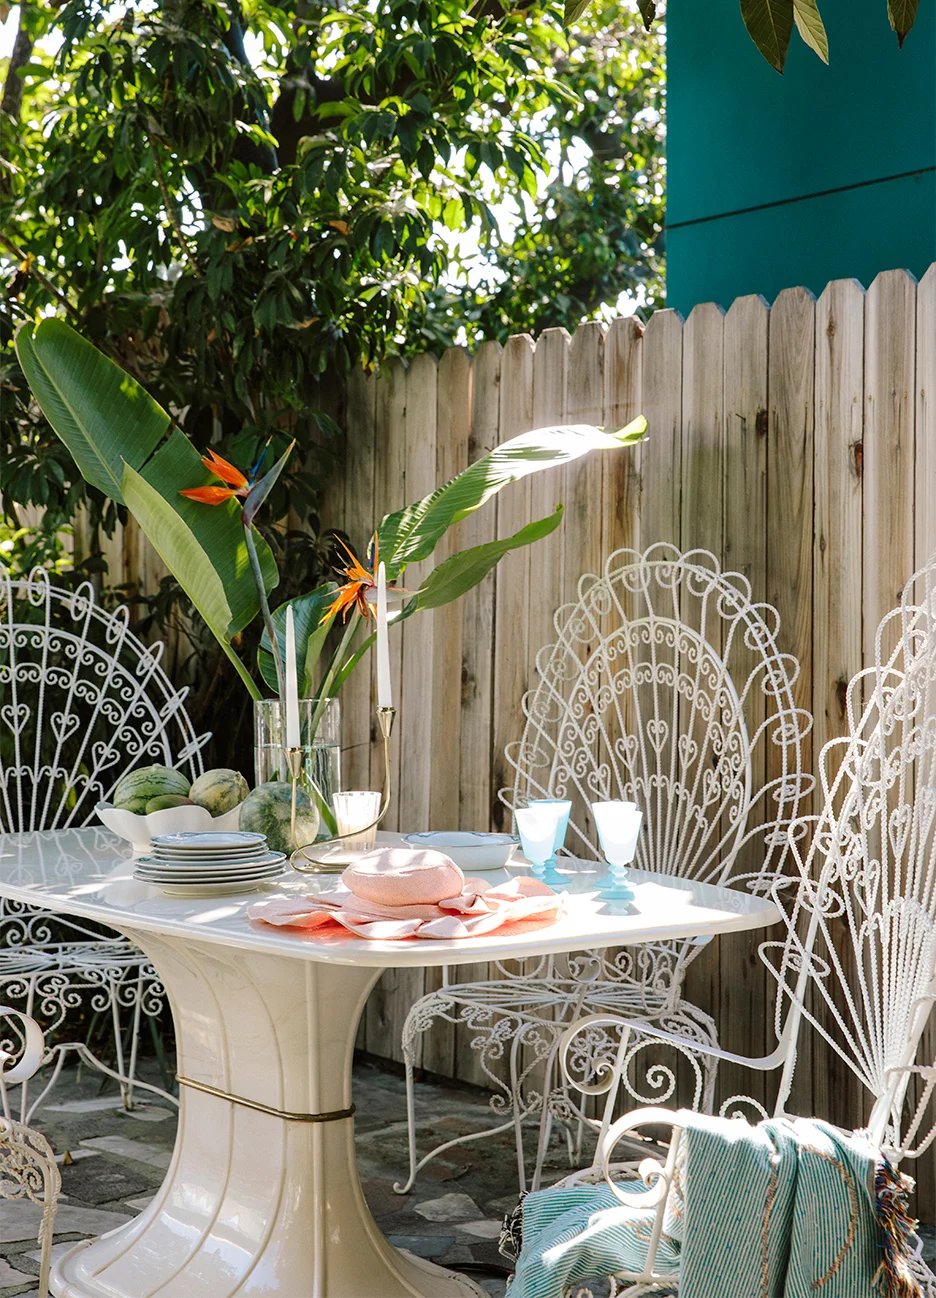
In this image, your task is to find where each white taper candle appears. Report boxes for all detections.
[376,562,392,709]
[284,605,301,748]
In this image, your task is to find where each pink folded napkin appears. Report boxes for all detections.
[248,875,563,941]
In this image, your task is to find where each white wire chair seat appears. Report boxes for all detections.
[400,544,814,1193]
[537,554,936,1297]
[0,569,209,1111]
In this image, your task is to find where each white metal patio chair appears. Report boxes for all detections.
[537,553,936,1296]
[0,569,209,1113]
[400,544,813,1193]
[0,1005,63,1298]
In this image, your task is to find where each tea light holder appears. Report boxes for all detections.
[290,705,396,873]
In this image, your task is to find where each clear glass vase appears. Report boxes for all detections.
[253,698,341,838]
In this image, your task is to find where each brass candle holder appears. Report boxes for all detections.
[289,705,396,874]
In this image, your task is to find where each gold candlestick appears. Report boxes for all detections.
[284,745,303,846]
[290,706,396,874]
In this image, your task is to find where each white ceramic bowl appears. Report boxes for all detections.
[401,831,518,872]
[96,801,244,854]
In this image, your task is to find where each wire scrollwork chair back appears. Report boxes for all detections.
[762,557,936,1154]
[0,568,208,834]
[502,544,813,893]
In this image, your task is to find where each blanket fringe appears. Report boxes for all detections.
[872,1156,922,1298]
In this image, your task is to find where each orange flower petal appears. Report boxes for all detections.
[180,485,238,505]
[202,448,249,490]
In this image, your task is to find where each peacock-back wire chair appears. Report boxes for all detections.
[399,544,813,1193]
[0,568,209,1114]
[545,553,936,1296]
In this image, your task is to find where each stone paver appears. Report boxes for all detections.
[2,1057,934,1297]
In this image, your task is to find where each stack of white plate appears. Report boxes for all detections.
[134,831,288,896]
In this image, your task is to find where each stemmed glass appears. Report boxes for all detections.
[591,800,642,899]
[514,802,570,888]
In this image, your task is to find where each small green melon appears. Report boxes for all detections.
[188,768,249,816]
[113,765,191,813]
[144,795,194,813]
[239,781,319,854]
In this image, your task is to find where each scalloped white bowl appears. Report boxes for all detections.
[96,801,244,854]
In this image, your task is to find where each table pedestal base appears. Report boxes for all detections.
[50,932,486,1298]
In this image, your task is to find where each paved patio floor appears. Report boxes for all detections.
[2,1057,934,1297]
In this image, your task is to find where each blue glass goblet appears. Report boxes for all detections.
[591,800,642,900]
[515,804,568,889]
[527,798,572,867]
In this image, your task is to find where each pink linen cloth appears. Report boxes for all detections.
[248,876,563,941]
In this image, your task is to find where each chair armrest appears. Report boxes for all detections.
[0,1005,46,1085]
[597,1105,687,1210]
[559,1011,787,1098]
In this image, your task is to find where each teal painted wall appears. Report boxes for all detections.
[666,0,936,312]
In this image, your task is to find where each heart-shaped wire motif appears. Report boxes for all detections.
[646,718,668,753]
[0,701,30,735]
[50,710,81,744]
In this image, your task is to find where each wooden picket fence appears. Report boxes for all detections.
[93,265,936,1211]
[321,265,936,1211]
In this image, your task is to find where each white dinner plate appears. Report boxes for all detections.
[151,831,266,850]
[151,845,269,862]
[402,831,518,871]
[136,851,286,874]
[135,861,287,879]
[144,877,286,898]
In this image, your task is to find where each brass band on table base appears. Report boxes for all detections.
[176,1075,356,1124]
[290,706,396,874]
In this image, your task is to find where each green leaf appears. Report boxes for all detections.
[257,586,339,696]
[564,0,592,25]
[636,0,658,30]
[792,0,829,60]
[408,506,564,613]
[122,464,259,698]
[887,0,920,44]
[740,0,794,71]
[15,318,170,503]
[16,318,277,639]
[376,419,646,580]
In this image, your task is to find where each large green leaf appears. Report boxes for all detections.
[15,319,169,502]
[257,586,339,696]
[376,418,646,580]
[123,464,259,698]
[407,506,564,613]
[740,0,794,71]
[792,0,829,61]
[15,317,277,639]
[888,0,920,44]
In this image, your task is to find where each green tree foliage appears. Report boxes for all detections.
[0,0,663,760]
[1,0,662,547]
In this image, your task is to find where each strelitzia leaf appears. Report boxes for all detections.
[740,0,794,71]
[123,464,259,698]
[257,586,338,696]
[407,507,565,613]
[793,0,829,61]
[15,319,169,502]
[242,440,295,526]
[15,318,278,642]
[377,418,646,580]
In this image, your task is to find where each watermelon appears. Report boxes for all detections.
[239,781,319,854]
[144,795,194,813]
[188,768,249,816]
[112,765,191,814]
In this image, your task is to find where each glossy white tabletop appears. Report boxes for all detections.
[0,828,781,969]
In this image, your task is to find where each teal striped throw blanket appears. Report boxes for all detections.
[505,1113,921,1298]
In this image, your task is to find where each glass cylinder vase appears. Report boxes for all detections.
[253,698,341,838]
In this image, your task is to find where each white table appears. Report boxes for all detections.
[0,829,780,1298]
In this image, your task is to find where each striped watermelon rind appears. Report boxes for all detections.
[112,765,191,814]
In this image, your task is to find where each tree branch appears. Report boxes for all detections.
[0,231,83,322]
[0,10,34,123]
